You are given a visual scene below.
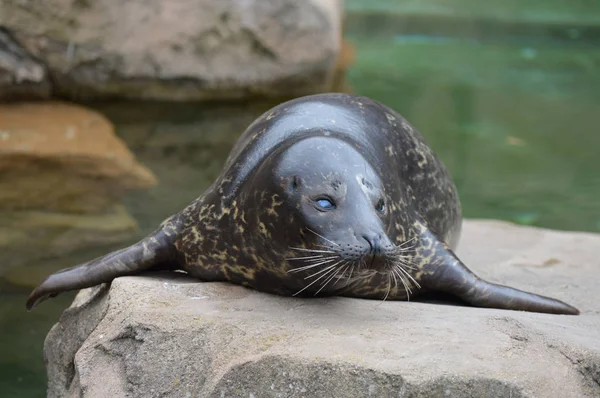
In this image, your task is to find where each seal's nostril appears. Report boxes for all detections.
[362,234,382,254]
[361,233,386,271]
[362,234,372,251]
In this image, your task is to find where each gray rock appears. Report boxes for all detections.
[0,28,50,100]
[0,0,341,101]
[44,220,600,397]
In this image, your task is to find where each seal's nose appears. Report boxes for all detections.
[362,233,387,271]
[362,233,382,254]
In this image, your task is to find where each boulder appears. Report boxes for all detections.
[0,28,50,100]
[330,39,355,93]
[0,0,342,101]
[40,220,600,397]
[0,101,157,213]
[42,220,600,397]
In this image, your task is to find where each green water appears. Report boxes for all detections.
[2,4,600,396]
[345,0,600,25]
[345,37,600,232]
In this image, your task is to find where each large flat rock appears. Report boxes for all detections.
[44,220,600,397]
[0,101,156,213]
[0,101,157,277]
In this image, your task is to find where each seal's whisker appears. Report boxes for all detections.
[382,273,392,302]
[306,228,340,247]
[389,252,412,259]
[336,261,350,280]
[395,263,421,289]
[301,256,339,264]
[389,253,418,268]
[304,260,343,279]
[314,243,336,250]
[303,265,337,282]
[393,267,412,299]
[359,258,367,272]
[391,266,399,292]
[397,236,417,248]
[392,246,417,255]
[353,269,376,283]
[293,264,340,296]
[334,262,350,281]
[390,251,413,256]
[345,263,356,286]
[286,255,338,264]
[289,247,336,254]
[286,254,327,261]
[362,269,377,278]
[315,263,348,295]
[294,260,337,275]
[393,266,412,293]
[389,258,417,270]
[396,247,417,254]
[390,254,416,262]
[391,262,417,271]
[287,258,337,273]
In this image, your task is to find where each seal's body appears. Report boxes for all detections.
[27,94,579,315]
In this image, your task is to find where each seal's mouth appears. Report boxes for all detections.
[366,252,387,272]
[285,231,422,299]
[285,250,421,298]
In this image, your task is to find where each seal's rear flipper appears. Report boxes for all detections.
[26,228,177,311]
[420,230,579,315]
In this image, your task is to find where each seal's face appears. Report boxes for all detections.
[272,136,412,295]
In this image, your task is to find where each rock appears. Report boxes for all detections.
[329,16,355,94]
[0,101,157,280]
[0,28,50,100]
[0,0,342,101]
[0,101,157,213]
[43,220,600,397]
[0,204,138,282]
[329,39,355,93]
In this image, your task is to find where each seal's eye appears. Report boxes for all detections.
[376,198,386,213]
[315,197,336,211]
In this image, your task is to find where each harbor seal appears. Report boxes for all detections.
[26,93,579,315]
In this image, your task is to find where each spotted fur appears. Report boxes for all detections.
[27,94,579,315]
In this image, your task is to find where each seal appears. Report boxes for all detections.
[26,93,579,315]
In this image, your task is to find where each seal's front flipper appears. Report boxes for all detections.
[26,229,177,311]
[418,229,579,315]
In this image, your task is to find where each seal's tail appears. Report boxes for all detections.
[26,228,177,311]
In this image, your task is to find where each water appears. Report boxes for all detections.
[345,36,600,232]
[2,4,600,396]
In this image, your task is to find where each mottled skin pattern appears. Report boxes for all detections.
[27,94,579,315]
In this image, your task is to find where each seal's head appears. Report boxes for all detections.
[245,135,411,295]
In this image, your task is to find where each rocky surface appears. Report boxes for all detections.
[43,220,600,397]
[0,0,341,101]
[0,101,156,277]
[0,28,50,100]
[0,101,156,212]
